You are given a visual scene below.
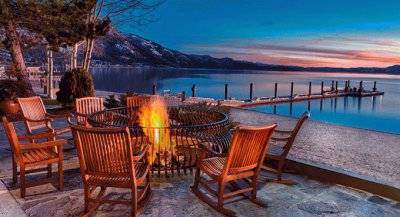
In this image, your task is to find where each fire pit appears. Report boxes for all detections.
[88,99,230,177]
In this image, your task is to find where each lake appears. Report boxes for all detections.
[91,67,400,134]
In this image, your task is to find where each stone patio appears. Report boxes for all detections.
[0,114,399,216]
[1,166,400,217]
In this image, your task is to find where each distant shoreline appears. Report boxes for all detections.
[91,64,400,75]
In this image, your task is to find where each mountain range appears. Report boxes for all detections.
[2,30,400,74]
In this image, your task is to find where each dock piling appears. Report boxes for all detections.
[321,81,324,95]
[274,83,278,99]
[249,83,253,101]
[191,84,196,97]
[182,91,186,102]
[331,80,335,91]
[224,83,228,100]
[290,82,294,100]
[335,81,338,93]
[152,85,156,95]
[359,81,363,92]
[308,82,312,96]
[373,81,377,92]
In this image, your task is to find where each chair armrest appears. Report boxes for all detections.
[18,131,55,141]
[46,112,73,119]
[271,137,292,142]
[20,139,67,150]
[274,130,292,134]
[199,143,227,157]
[132,144,149,161]
[67,113,75,125]
[23,116,53,123]
[67,113,89,125]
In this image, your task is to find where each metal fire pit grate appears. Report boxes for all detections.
[88,106,231,176]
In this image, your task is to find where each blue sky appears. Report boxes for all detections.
[122,0,400,67]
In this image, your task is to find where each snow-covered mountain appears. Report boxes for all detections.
[4,30,300,71]
[87,31,301,71]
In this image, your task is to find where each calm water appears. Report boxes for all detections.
[91,67,400,134]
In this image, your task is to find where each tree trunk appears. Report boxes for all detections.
[82,38,95,72]
[85,39,95,72]
[71,43,78,70]
[82,38,90,70]
[5,20,26,79]
[47,48,53,99]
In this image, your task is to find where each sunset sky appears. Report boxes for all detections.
[126,0,400,68]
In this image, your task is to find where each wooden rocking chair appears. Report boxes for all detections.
[191,124,277,217]
[70,125,152,217]
[2,116,66,198]
[73,97,104,126]
[17,96,72,143]
[262,111,310,184]
[126,95,153,108]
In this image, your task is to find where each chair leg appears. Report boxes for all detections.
[229,179,268,208]
[131,187,138,217]
[58,161,63,191]
[277,160,284,181]
[274,160,296,185]
[192,167,201,189]
[47,164,52,178]
[250,177,268,208]
[217,182,237,216]
[84,185,90,213]
[12,157,17,184]
[84,186,106,217]
[20,166,26,198]
[217,182,224,208]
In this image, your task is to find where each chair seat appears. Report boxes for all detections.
[266,143,285,158]
[86,162,149,188]
[19,148,59,165]
[200,157,226,179]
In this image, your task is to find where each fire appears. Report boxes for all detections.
[139,97,172,165]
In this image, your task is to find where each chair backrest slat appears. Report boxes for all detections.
[224,124,276,174]
[126,96,153,108]
[17,96,48,130]
[75,97,104,124]
[71,125,135,178]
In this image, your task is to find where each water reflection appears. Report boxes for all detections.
[91,66,400,134]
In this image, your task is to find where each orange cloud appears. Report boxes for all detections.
[185,37,400,67]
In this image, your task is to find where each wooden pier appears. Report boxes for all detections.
[180,80,384,108]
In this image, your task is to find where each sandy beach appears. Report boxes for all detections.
[231,108,400,185]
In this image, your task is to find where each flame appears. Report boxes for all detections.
[139,97,172,165]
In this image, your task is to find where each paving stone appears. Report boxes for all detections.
[21,197,57,210]
[353,200,398,217]
[298,201,342,215]
[25,196,71,217]
[0,181,27,217]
